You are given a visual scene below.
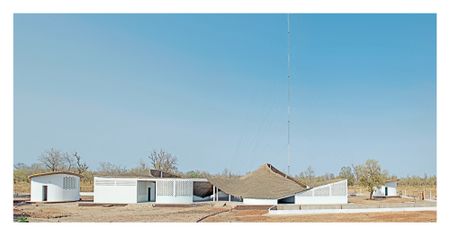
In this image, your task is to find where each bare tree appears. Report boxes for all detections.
[97,162,127,176]
[220,168,236,177]
[74,152,89,175]
[339,166,355,186]
[148,149,178,173]
[39,148,65,171]
[129,160,151,176]
[63,152,75,171]
[298,166,316,186]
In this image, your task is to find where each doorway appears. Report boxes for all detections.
[42,185,48,201]
[385,187,388,196]
[148,187,153,202]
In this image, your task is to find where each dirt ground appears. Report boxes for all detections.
[204,209,436,222]
[14,202,229,222]
[14,201,436,223]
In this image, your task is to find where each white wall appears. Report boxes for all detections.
[30,174,80,202]
[243,198,278,205]
[137,181,156,202]
[295,180,348,205]
[93,177,207,204]
[94,177,137,203]
[389,187,397,196]
[373,185,397,197]
[155,179,194,204]
[295,196,348,205]
[156,196,193,204]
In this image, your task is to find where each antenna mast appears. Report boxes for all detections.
[287,14,291,176]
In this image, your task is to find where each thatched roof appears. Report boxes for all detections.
[207,163,307,199]
[193,181,213,197]
[28,171,83,179]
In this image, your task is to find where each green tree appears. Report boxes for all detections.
[354,159,388,199]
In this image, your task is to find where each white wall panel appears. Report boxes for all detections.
[243,198,278,205]
[94,177,137,203]
[295,180,348,205]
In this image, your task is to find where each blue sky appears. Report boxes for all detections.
[14,14,436,177]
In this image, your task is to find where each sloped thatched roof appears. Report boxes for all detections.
[193,181,213,197]
[207,163,308,199]
[28,171,83,179]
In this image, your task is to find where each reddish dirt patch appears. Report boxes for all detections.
[204,210,436,222]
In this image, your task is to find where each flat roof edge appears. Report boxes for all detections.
[94,176,209,181]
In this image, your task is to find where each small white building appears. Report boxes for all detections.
[29,171,81,202]
[373,180,398,197]
[94,176,210,204]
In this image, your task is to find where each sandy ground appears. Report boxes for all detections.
[14,200,436,223]
[14,202,229,222]
[204,209,436,222]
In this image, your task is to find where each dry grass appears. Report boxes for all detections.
[80,183,93,192]
[396,186,436,199]
[14,182,29,194]
[348,196,429,205]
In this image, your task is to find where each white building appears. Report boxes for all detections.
[208,163,348,205]
[92,164,348,205]
[94,176,210,204]
[29,171,81,202]
[373,180,398,197]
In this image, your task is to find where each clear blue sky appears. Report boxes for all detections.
[14,14,436,177]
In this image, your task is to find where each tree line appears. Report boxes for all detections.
[14,148,213,185]
[14,148,435,199]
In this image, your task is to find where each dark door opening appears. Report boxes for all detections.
[42,185,48,201]
[277,195,295,204]
[385,187,388,196]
